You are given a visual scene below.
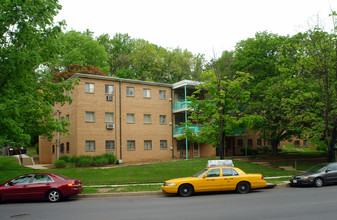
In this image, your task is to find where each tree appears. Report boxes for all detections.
[285,28,337,162]
[51,30,109,73]
[182,56,256,158]
[0,0,76,147]
[234,32,302,155]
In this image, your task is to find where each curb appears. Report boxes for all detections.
[77,183,290,198]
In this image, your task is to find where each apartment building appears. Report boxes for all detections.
[39,73,310,164]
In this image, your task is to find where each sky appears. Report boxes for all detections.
[55,0,337,60]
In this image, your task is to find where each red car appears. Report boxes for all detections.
[0,173,83,202]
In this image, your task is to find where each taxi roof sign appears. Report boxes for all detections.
[207,160,234,168]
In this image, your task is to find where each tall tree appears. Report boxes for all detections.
[0,0,75,147]
[182,62,256,158]
[234,32,301,155]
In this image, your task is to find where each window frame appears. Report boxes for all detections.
[160,140,167,150]
[144,140,152,150]
[126,87,135,97]
[127,140,135,150]
[105,84,114,95]
[159,115,167,124]
[85,111,95,122]
[105,112,114,123]
[159,90,166,99]
[85,82,95,93]
[105,140,115,151]
[127,113,135,124]
[85,140,95,152]
[143,88,151,98]
[144,114,152,124]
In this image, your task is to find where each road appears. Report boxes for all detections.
[1,186,337,220]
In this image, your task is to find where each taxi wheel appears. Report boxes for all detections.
[237,182,250,194]
[178,184,194,197]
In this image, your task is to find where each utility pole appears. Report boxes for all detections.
[56,110,61,160]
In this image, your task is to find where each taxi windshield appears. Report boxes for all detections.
[192,169,208,177]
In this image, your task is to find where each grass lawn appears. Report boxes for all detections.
[0,156,299,186]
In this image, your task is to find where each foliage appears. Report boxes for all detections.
[78,156,93,167]
[182,63,259,158]
[54,159,66,168]
[234,32,301,155]
[50,30,109,73]
[52,64,107,82]
[0,0,76,147]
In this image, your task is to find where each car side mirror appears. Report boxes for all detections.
[202,174,207,178]
[326,169,332,173]
[8,182,13,186]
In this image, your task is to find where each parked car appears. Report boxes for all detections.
[0,173,83,202]
[290,162,337,187]
[161,166,267,197]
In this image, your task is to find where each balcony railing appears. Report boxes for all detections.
[174,125,203,135]
[173,101,191,111]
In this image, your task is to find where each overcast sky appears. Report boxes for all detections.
[56,0,337,60]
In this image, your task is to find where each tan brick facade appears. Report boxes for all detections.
[39,74,312,164]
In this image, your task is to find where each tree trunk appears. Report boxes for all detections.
[271,140,279,155]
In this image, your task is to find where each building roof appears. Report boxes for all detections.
[172,80,202,89]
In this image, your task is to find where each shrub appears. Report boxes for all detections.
[69,155,78,165]
[92,155,108,166]
[78,156,92,167]
[103,153,116,164]
[257,146,270,154]
[59,156,70,163]
[54,159,66,168]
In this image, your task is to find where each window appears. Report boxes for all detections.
[222,168,239,176]
[303,140,308,146]
[177,139,187,151]
[60,143,64,153]
[52,145,55,154]
[205,168,220,177]
[127,140,135,150]
[160,140,167,149]
[66,142,70,153]
[105,84,114,94]
[66,115,69,121]
[33,174,52,183]
[105,112,114,123]
[127,113,135,123]
[106,140,114,150]
[143,88,151,98]
[85,112,95,122]
[238,139,243,147]
[144,140,152,150]
[85,82,95,93]
[160,115,167,124]
[248,139,253,147]
[126,87,135,96]
[12,175,34,185]
[294,140,300,146]
[144,114,151,124]
[159,90,166,99]
[257,139,262,146]
[85,141,95,151]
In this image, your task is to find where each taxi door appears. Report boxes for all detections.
[199,168,222,192]
[221,168,240,191]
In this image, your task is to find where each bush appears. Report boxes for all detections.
[78,156,92,167]
[54,159,66,168]
[69,155,78,165]
[257,146,271,154]
[59,156,70,163]
[92,155,108,166]
[103,153,116,164]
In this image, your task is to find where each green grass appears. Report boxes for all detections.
[281,144,324,154]
[0,157,299,186]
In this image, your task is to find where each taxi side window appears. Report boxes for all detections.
[222,168,239,176]
[206,168,220,177]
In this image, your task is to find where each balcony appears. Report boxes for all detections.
[173,101,191,113]
[173,125,203,137]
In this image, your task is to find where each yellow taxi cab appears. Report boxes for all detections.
[161,161,267,197]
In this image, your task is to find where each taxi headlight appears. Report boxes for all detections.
[166,183,177,187]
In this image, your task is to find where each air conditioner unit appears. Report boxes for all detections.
[106,96,113,101]
[169,122,173,125]
[169,98,172,101]
[106,124,114,129]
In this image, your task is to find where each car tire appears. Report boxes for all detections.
[313,178,324,187]
[178,184,194,197]
[47,189,62,202]
[237,182,250,194]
